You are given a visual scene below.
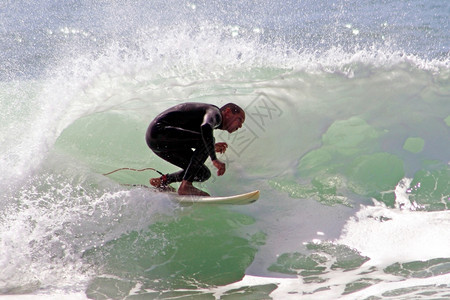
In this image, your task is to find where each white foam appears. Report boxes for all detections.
[338,178,450,265]
[0,170,174,295]
[208,264,450,299]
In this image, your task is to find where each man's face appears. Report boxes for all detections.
[224,110,245,133]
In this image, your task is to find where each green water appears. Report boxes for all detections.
[84,207,263,298]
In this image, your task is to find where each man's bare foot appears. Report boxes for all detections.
[149,177,161,187]
[178,180,210,196]
[149,177,175,192]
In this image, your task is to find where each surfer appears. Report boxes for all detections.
[146,102,245,196]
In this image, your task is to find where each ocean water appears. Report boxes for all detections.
[1,0,449,299]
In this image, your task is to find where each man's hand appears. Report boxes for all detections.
[215,142,228,154]
[212,159,226,176]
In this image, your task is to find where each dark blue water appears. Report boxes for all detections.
[1,0,448,81]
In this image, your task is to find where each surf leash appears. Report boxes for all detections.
[103,167,175,192]
[102,167,164,176]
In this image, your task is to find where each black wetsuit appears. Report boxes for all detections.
[146,103,222,184]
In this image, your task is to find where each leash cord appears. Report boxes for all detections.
[102,167,164,176]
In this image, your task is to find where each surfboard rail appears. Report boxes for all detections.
[171,190,260,205]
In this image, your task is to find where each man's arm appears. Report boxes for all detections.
[215,142,228,154]
[200,107,226,176]
[212,159,226,176]
[200,107,221,161]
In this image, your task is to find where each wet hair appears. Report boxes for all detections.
[220,103,244,115]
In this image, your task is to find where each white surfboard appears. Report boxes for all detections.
[170,190,260,205]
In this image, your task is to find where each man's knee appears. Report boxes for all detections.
[193,166,211,182]
[200,167,211,182]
